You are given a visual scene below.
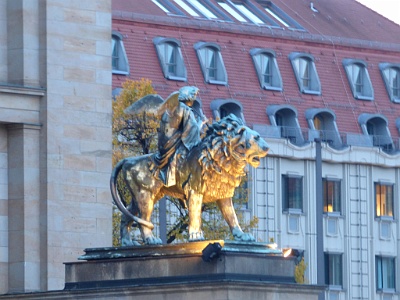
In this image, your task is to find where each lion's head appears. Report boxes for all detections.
[199,115,269,200]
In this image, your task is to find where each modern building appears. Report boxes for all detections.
[112,1,400,299]
[0,0,113,294]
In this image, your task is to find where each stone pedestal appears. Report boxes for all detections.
[61,241,324,299]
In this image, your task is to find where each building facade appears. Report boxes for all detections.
[112,1,400,299]
[0,0,113,294]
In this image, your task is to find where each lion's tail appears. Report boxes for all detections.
[110,159,154,230]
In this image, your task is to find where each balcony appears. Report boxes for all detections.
[253,124,399,154]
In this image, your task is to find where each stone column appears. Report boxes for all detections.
[7,123,41,293]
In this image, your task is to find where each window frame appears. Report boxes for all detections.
[375,181,394,219]
[289,52,321,95]
[379,63,400,103]
[282,174,303,212]
[112,31,129,75]
[324,253,343,288]
[194,42,228,85]
[343,59,374,100]
[376,256,396,292]
[153,37,187,81]
[323,178,341,214]
[250,48,283,91]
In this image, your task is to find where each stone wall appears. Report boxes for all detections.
[0,0,112,294]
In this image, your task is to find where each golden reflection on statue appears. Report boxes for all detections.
[111,86,269,246]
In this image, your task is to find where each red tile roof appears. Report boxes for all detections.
[112,0,400,139]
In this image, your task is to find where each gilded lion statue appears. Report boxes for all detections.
[111,114,269,245]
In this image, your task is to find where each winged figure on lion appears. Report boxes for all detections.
[111,86,269,246]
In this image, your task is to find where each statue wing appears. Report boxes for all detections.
[124,94,165,115]
[157,91,179,117]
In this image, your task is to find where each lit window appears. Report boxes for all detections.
[217,1,247,22]
[343,59,374,100]
[325,253,343,287]
[282,174,303,212]
[375,182,394,218]
[307,109,342,148]
[112,32,129,75]
[380,63,400,103]
[376,256,395,291]
[250,48,282,91]
[194,42,227,85]
[153,37,187,81]
[289,52,321,95]
[323,179,341,213]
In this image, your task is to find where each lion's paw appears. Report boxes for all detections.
[232,227,255,242]
[189,231,205,242]
[121,238,141,247]
[144,236,163,245]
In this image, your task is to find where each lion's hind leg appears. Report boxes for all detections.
[135,191,163,245]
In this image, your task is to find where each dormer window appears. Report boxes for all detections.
[343,59,374,100]
[112,31,129,75]
[210,99,245,122]
[289,52,321,95]
[306,108,342,149]
[358,113,394,153]
[267,105,304,145]
[194,42,227,85]
[153,37,187,81]
[250,48,282,91]
[379,63,400,103]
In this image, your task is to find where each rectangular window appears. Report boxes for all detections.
[376,256,395,291]
[325,253,343,287]
[323,179,341,213]
[375,182,394,218]
[282,175,303,212]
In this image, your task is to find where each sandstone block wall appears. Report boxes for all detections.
[0,0,112,294]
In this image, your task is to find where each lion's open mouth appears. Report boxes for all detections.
[249,155,261,167]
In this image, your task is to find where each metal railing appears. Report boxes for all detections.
[254,124,399,154]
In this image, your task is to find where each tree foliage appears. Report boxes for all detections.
[112,78,158,246]
[294,257,308,284]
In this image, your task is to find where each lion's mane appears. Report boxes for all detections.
[198,115,247,201]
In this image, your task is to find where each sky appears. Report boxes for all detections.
[357,0,400,25]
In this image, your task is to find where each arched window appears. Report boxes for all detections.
[289,52,321,95]
[305,108,342,149]
[379,63,400,103]
[153,37,187,81]
[194,42,227,85]
[112,31,129,75]
[250,48,282,91]
[210,99,244,122]
[358,113,394,152]
[343,59,374,100]
[267,105,305,145]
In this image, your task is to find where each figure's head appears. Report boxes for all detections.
[178,86,199,106]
